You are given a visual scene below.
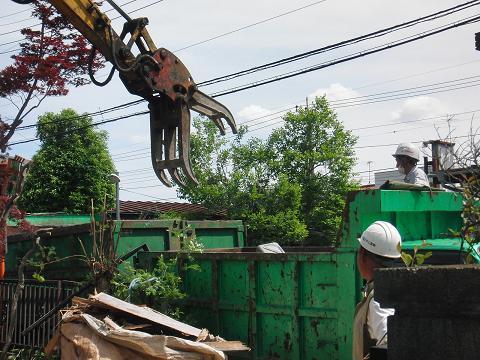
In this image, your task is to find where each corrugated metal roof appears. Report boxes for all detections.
[119,200,210,214]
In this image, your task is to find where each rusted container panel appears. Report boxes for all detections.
[135,247,358,360]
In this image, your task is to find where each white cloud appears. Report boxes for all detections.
[309,83,361,102]
[238,105,272,121]
[391,96,449,122]
[237,105,275,128]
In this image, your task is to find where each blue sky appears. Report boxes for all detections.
[1,0,479,201]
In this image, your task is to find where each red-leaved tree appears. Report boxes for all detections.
[0,0,104,151]
[0,0,105,262]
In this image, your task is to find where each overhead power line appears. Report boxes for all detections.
[9,110,149,146]
[233,79,480,135]
[110,109,477,165]
[0,7,31,20]
[111,0,166,20]
[327,75,480,106]
[7,74,480,148]
[211,14,480,97]
[174,0,329,52]
[112,146,149,157]
[355,135,471,149]
[199,0,480,87]
[15,99,144,131]
[0,17,35,28]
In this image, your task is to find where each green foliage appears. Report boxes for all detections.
[400,241,433,267]
[178,96,358,245]
[110,229,203,319]
[459,179,480,263]
[154,210,203,220]
[154,210,186,220]
[110,259,186,318]
[7,347,56,360]
[171,224,205,255]
[26,245,57,282]
[267,97,358,242]
[19,109,116,213]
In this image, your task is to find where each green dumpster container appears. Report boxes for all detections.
[135,246,358,360]
[6,218,245,280]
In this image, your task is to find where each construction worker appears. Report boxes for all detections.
[392,143,429,186]
[353,221,402,360]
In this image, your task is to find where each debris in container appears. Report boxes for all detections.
[256,242,285,253]
[45,292,249,359]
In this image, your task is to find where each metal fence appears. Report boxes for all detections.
[0,279,78,348]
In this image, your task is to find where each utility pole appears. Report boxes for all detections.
[367,161,373,185]
[476,32,480,51]
[109,173,121,221]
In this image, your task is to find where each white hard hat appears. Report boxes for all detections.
[392,142,420,161]
[358,221,402,258]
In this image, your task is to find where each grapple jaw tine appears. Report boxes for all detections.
[177,102,199,185]
[168,168,186,187]
[189,89,237,134]
[148,96,198,187]
[210,117,226,136]
[149,104,172,187]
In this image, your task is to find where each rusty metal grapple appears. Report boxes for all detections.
[136,48,237,187]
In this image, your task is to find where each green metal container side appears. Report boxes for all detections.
[135,248,359,360]
[115,219,244,255]
[5,228,93,280]
[5,219,245,281]
[340,189,464,250]
[186,220,245,249]
[7,213,93,227]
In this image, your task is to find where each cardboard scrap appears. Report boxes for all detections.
[60,313,225,360]
[49,292,250,359]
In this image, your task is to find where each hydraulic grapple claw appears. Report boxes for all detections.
[143,49,236,187]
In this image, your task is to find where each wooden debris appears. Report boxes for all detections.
[204,341,250,352]
[88,292,203,337]
[60,292,250,356]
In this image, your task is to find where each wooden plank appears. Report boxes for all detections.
[90,292,202,337]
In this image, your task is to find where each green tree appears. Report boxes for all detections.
[268,97,358,243]
[179,119,308,245]
[178,96,357,245]
[19,109,115,213]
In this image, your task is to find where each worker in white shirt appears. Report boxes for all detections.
[392,143,430,186]
[353,221,402,360]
